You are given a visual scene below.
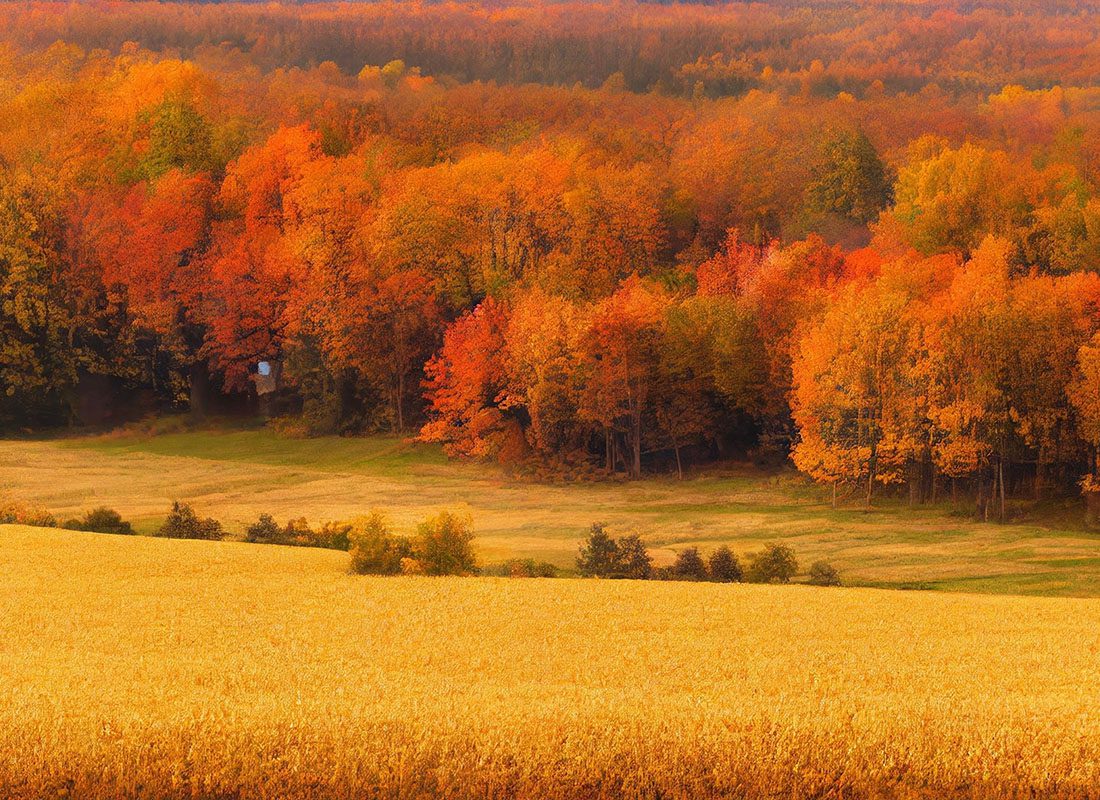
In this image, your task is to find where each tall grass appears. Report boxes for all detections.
[2,525,1100,798]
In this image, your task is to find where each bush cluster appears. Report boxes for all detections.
[0,498,57,528]
[157,502,225,541]
[576,523,653,579]
[483,559,559,578]
[576,526,839,587]
[64,507,134,535]
[245,514,351,550]
[5,497,840,589]
[349,510,478,577]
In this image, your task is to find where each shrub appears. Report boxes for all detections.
[415,511,478,576]
[0,499,56,528]
[245,513,283,544]
[746,543,798,584]
[310,521,352,551]
[576,523,619,577]
[672,547,709,581]
[400,557,424,575]
[614,535,652,579]
[65,507,134,535]
[157,502,224,541]
[486,559,559,578]
[577,524,652,579]
[808,560,842,587]
[348,512,411,575]
[246,514,353,550]
[282,517,315,545]
[708,546,743,582]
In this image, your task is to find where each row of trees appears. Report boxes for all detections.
[10,1,1100,95]
[792,238,1100,516]
[8,15,1100,509]
[576,524,838,585]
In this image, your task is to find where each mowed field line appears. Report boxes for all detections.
[3,430,1100,595]
[3,524,1100,799]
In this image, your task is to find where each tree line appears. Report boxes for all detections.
[5,6,1100,511]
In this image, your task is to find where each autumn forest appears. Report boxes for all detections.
[8,0,1100,515]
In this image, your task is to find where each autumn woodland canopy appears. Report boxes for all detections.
[8,1,1100,512]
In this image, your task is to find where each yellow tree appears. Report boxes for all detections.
[1070,333,1100,524]
[791,277,922,507]
[499,287,585,458]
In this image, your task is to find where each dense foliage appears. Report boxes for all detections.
[5,1,1100,510]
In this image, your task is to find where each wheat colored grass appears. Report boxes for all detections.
[3,524,1100,799]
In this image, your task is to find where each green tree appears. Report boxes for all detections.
[614,534,653,580]
[708,546,742,582]
[746,543,798,584]
[349,511,413,575]
[576,522,619,577]
[808,560,841,586]
[157,502,224,541]
[415,511,478,576]
[672,546,709,581]
[805,129,892,224]
[142,98,213,179]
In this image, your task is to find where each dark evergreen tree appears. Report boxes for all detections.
[576,523,619,577]
[805,129,892,224]
[708,546,743,582]
[672,546,708,581]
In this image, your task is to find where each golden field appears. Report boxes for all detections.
[3,524,1100,799]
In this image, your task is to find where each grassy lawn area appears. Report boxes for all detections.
[2,424,1100,596]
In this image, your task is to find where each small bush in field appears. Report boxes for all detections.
[245,514,283,544]
[349,512,412,575]
[576,524,652,579]
[486,559,559,578]
[576,523,619,577]
[672,547,709,581]
[0,499,56,528]
[282,517,314,545]
[246,515,352,550]
[416,511,478,576]
[310,521,352,551]
[158,502,224,541]
[808,560,842,586]
[709,546,743,582]
[746,543,798,584]
[614,535,652,579]
[65,507,133,535]
[400,557,424,575]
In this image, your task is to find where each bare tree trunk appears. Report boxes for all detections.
[189,361,209,419]
[631,410,642,479]
[865,441,878,508]
[395,371,405,434]
[999,458,1007,523]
